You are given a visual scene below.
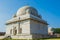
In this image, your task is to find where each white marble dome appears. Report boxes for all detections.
[16,6,38,16]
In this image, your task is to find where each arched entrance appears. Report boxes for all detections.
[14,30,17,35]
[13,27,17,35]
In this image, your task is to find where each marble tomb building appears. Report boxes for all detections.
[6,6,48,39]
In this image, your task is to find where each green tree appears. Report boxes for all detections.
[52,28,60,34]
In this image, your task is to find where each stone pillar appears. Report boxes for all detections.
[17,17,20,35]
[17,22,20,35]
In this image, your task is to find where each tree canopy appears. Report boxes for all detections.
[52,28,60,34]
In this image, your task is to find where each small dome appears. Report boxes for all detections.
[16,6,38,16]
[13,14,16,18]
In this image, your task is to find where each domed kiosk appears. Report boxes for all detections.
[6,6,48,39]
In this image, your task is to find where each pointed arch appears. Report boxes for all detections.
[13,27,17,35]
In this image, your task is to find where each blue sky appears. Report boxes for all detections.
[0,0,60,32]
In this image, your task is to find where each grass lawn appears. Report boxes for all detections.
[0,38,60,40]
[43,38,60,40]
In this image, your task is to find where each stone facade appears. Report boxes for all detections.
[48,27,53,35]
[5,6,48,39]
